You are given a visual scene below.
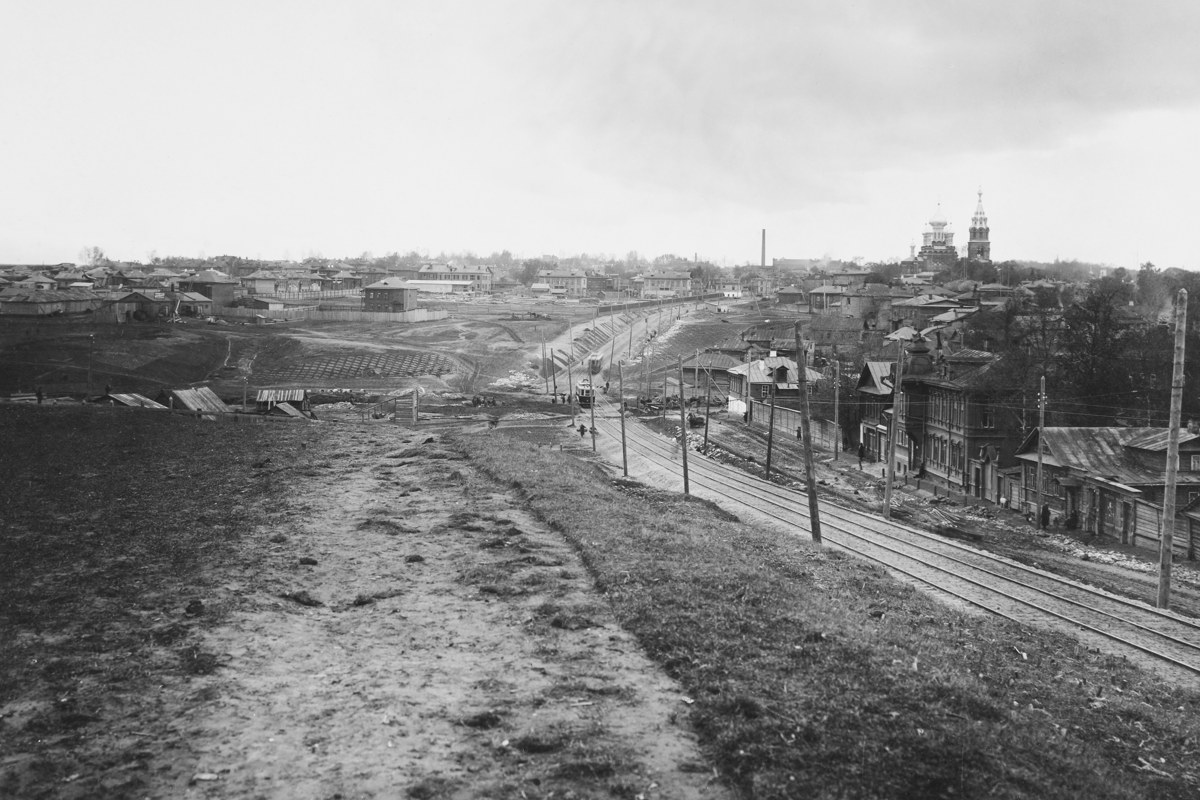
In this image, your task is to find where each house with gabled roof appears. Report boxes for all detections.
[1014,426,1200,556]
[177,269,239,307]
[855,361,895,462]
[727,357,824,404]
[417,263,493,293]
[158,386,229,419]
[871,337,1024,503]
[363,277,416,312]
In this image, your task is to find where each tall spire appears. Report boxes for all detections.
[968,188,991,261]
[972,188,987,229]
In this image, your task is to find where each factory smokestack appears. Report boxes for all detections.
[761,229,766,271]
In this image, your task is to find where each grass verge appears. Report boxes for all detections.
[457,433,1200,799]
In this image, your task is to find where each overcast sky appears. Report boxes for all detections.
[3,1,1199,269]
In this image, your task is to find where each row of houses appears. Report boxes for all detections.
[853,334,1200,557]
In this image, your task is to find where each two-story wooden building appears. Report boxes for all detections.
[863,337,1023,502]
[363,278,417,312]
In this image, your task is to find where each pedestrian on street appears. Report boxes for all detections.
[1040,503,1051,529]
[578,424,587,439]
[857,443,865,469]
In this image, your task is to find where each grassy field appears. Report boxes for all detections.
[460,434,1200,799]
[3,402,1199,798]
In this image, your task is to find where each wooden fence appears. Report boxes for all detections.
[746,398,841,453]
[218,307,448,323]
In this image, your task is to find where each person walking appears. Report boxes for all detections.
[857,442,865,469]
[1040,503,1051,530]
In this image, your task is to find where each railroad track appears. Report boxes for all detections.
[590,401,1200,682]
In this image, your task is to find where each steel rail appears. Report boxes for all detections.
[593,407,1200,678]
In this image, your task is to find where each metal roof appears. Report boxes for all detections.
[1019,427,1200,487]
[857,362,893,395]
[727,357,822,384]
[170,387,230,414]
[104,393,166,409]
[256,389,309,403]
[1121,428,1200,451]
[365,277,412,289]
[683,352,742,370]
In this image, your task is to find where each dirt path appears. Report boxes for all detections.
[155,423,727,799]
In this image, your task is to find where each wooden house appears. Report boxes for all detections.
[1014,426,1200,556]
[363,278,416,312]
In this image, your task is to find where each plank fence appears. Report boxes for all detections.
[218,307,448,323]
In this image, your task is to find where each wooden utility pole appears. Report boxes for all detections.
[589,386,597,452]
[642,353,649,407]
[411,388,419,426]
[609,308,618,373]
[765,382,777,478]
[87,334,95,399]
[795,324,822,543]
[883,339,906,520]
[564,351,574,425]
[1036,374,1046,525]
[1158,288,1188,609]
[618,362,628,476]
[539,330,549,395]
[833,350,840,461]
[703,369,711,451]
[678,355,690,495]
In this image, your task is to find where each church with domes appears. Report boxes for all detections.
[911,191,991,269]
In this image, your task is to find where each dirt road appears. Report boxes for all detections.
[159,423,727,798]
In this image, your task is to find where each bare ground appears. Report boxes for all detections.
[150,423,727,799]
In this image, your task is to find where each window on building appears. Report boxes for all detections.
[760,385,771,398]
[1191,455,1200,471]
[981,403,995,429]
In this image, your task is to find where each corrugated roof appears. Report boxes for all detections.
[683,352,743,370]
[170,387,229,414]
[267,402,304,417]
[365,277,411,289]
[1122,428,1200,451]
[727,357,822,385]
[0,288,105,303]
[104,393,166,409]
[256,389,308,403]
[1023,427,1200,487]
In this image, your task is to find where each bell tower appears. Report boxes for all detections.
[968,189,991,261]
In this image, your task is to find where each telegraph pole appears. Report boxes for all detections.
[564,351,573,425]
[678,355,690,495]
[795,323,822,543]
[618,362,628,476]
[539,329,549,395]
[609,306,618,374]
[87,334,95,400]
[1158,288,1188,609]
[703,368,711,451]
[642,352,649,407]
[765,382,777,479]
[832,348,840,461]
[589,386,597,453]
[1036,374,1046,526]
[883,339,906,519]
